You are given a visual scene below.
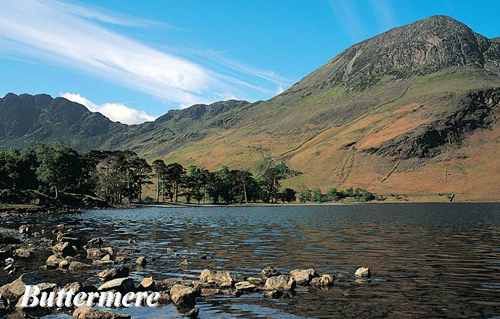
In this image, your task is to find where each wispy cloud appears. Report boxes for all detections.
[61,92,156,124]
[0,0,292,115]
[329,0,367,43]
[369,0,399,33]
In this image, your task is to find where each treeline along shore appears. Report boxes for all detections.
[0,143,381,213]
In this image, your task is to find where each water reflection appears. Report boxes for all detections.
[5,203,500,318]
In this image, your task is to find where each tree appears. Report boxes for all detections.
[165,163,185,202]
[260,167,283,203]
[184,165,207,203]
[152,159,167,202]
[312,188,323,202]
[280,188,296,203]
[327,188,339,202]
[130,158,152,202]
[299,189,312,203]
[35,143,82,199]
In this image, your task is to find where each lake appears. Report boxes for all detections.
[9,203,500,318]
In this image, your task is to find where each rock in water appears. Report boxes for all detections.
[170,284,197,308]
[355,267,371,278]
[136,256,147,266]
[235,281,256,292]
[52,242,77,258]
[73,307,131,319]
[264,275,296,292]
[290,269,318,285]
[97,266,129,281]
[311,274,335,287]
[97,277,134,293]
[199,269,233,287]
[261,266,281,278]
[139,276,155,291]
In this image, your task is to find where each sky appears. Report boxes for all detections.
[0,0,499,124]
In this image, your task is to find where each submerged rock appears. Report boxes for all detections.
[355,267,371,278]
[68,261,92,271]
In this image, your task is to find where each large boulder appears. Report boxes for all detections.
[46,254,63,269]
[199,269,233,287]
[138,277,155,291]
[57,235,82,250]
[97,277,134,293]
[68,261,92,271]
[290,269,318,285]
[72,307,131,319]
[0,273,54,304]
[135,256,147,266]
[264,275,296,292]
[170,284,197,308]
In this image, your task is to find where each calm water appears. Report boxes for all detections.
[10,203,500,318]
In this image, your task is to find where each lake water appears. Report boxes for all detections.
[11,203,500,318]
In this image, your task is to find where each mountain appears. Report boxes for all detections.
[2,15,500,201]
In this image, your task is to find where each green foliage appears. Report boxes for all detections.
[299,189,312,203]
[279,188,296,203]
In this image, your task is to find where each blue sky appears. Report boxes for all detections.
[0,0,499,124]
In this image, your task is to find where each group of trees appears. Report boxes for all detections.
[0,143,380,205]
[299,187,378,203]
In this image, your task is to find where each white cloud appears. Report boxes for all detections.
[276,84,284,95]
[61,92,156,124]
[0,0,292,109]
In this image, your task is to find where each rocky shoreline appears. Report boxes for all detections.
[0,222,372,318]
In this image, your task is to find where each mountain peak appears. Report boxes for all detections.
[284,16,498,94]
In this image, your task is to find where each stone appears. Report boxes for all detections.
[68,261,92,271]
[72,307,131,319]
[157,290,170,306]
[139,277,155,291]
[0,273,48,303]
[102,247,114,257]
[136,256,147,266]
[115,256,130,263]
[88,237,103,247]
[18,225,32,236]
[311,274,335,287]
[261,266,281,278]
[158,278,185,291]
[57,236,82,249]
[234,281,256,292]
[199,269,233,287]
[264,275,296,292]
[166,248,175,253]
[59,260,70,270]
[170,284,197,308]
[13,249,31,259]
[262,289,283,299]
[86,248,108,260]
[247,277,265,284]
[180,259,189,267]
[355,267,371,278]
[45,255,62,266]
[97,266,129,281]
[181,307,199,318]
[52,242,77,258]
[101,254,113,262]
[201,288,220,296]
[290,269,318,285]
[62,282,95,294]
[127,239,135,244]
[98,277,134,293]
